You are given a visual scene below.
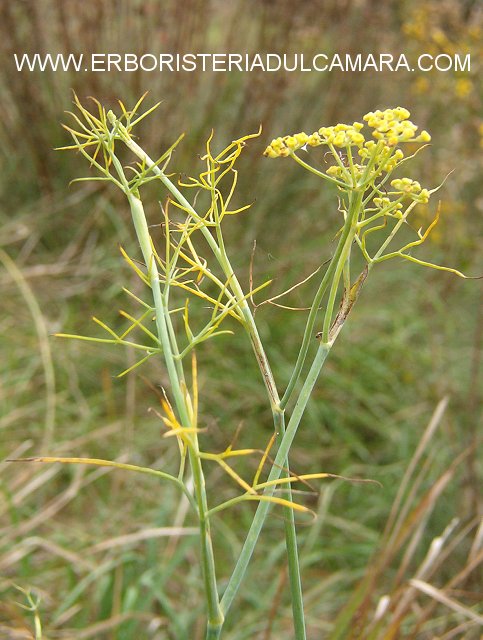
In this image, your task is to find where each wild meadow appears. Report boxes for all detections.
[0,1,481,638]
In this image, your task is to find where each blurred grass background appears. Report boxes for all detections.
[0,0,481,638]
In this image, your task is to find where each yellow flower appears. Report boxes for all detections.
[363,108,430,146]
[390,177,430,203]
[264,108,429,161]
[263,132,309,158]
[318,123,366,148]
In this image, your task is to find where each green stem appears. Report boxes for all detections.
[126,192,223,632]
[163,288,186,384]
[127,193,187,415]
[206,624,222,640]
[122,130,307,636]
[220,188,362,626]
[119,127,306,636]
[189,445,224,634]
[322,192,363,342]
[284,504,306,640]
[276,411,306,640]
[221,342,332,617]
[281,189,362,409]
[213,219,307,636]
[121,131,363,637]
[371,199,419,262]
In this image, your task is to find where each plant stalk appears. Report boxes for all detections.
[281,189,363,409]
[126,192,223,632]
[120,131,364,637]
[276,411,307,640]
[120,129,320,637]
[221,341,332,616]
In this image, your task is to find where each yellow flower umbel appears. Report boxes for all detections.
[263,132,310,158]
[316,122,365,148]
[263,107,430,160]
[263,107,434,194]
[264,122,366,158]
[263,107,464,280]
[363,107,431,146]
[390,177,430,203]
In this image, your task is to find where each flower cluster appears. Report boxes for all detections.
[263,132,310,158]
[316,122,365,148]
[373,196,403,211]
[263,123,365,158]
[326,163,366,181]
[363,108,431,146]
[264,107,431,158]
[390,177,430,203]
[358,140,405,172]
